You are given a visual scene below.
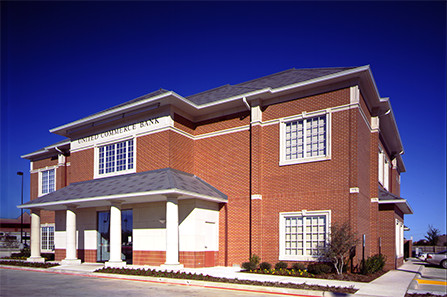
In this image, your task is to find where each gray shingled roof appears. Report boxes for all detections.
[22,168,227,207]
[185,67,356,105]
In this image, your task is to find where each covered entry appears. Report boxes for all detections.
[19,168,227,268]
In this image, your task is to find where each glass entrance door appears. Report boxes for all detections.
[97,211,110,262]
[121,209,133,264]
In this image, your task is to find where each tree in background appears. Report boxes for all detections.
[425,225,441,246]
[321,222,359,275]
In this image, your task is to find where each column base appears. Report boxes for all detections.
[61,259,82,265]
[160,263,184,270]
[105,260,126,268]
[27,257,45,263]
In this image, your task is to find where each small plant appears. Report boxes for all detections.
[307,263,332,275]
[249,254,260,266]
[292,262,306,271]
[361,254,386,275]
[242,254,260,271]
[241,261,257,271]
[259,262,272,270]
[274,261,288,269]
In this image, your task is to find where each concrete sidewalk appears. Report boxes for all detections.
[9,259,425,297]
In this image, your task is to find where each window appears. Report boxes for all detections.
[280,113,330,165]
[378,147,390,190]
[98,139,134,176]
[279,211,330,260]
[41,169,55,195]
[41,225,54,251]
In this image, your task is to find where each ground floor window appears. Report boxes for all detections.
[279,210,330,261]
[41,225,54,251]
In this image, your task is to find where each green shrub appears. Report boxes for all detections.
[242,261,257,271]
[249,254,260,266]
[362,254,386,275]
[292,262,306,271]
[259,262,272,270]
[307,263,332,274]
[274,261,288,269]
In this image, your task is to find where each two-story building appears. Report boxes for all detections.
[19,66,412,270]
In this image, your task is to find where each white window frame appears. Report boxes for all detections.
[279,111,331,166]
[94,137,136,179]
[41,224,55,252]
[38,168,56,197]
[395,219,404,258]
[378,146,390,190]
[279,210,331,261]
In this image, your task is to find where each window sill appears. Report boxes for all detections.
[94,169,136,179]
[279,255,320,261]
[279,155,331,166]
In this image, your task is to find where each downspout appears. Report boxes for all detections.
[242,97,252,258]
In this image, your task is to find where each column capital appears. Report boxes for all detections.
[108,200,124,208]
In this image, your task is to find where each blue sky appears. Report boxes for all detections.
[1,1,445,241]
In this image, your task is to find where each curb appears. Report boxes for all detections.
[1,265,356,297]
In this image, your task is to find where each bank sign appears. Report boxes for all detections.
[71,115,170,152]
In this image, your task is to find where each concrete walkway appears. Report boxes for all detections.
[10,259,425,297]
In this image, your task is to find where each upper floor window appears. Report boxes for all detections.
[41,169,55,195]
[280,113,330,166]
[378,147,390,190]
[98,139,134,176]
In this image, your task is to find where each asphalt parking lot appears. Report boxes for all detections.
[0,268,306,297]
[408,260,447,296]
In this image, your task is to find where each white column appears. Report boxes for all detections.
[27,209,45,263]
[61,207,81,265]
[105,203,125,267]
[163,196,183,268]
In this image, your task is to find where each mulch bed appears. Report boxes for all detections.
[0,260,59,268]
[242,269,387,282]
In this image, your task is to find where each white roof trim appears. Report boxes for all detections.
[18,188,227,209]
[378,199,413,214]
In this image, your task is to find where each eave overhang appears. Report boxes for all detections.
[21,139,71,160]
[378,199,413,215]
[34,66,404,173]
[18,189,228,211]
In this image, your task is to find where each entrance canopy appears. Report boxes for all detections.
[19,168,227,211]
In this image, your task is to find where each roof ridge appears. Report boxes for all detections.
[186,84,232,98]
[235,68,297,87]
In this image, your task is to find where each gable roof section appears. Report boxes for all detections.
[186,67,355,105]
[19,168,227,210]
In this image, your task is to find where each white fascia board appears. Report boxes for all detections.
[378,199,413,214]
[196,66,371,110]
[48,66,372,135]
[18,189,227,209]
[21,140,71,160]
[49,91,194,135]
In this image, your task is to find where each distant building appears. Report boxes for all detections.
[19,66,412,269]
[0,212,31,248]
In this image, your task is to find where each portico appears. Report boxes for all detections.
[19,168,227,267]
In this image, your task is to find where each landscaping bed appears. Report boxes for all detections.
[242,268,387,282]
[0,260,59,269]
[95,267,357,294]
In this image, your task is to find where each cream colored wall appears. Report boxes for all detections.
[132,202,166,251]
[179,199,219,252]
[53,199,220,253]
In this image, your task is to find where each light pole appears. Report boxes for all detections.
[17,171,24,245]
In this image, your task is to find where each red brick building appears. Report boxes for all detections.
[20,66,412,270]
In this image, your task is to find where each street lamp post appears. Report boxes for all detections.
[17,172,24,245]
